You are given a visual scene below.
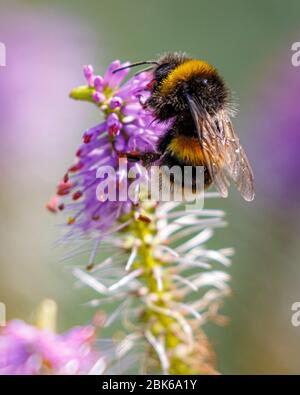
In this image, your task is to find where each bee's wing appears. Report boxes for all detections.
[185,92,255,201]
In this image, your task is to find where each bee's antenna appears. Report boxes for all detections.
[112,61,158,74]
[134,66,154,76]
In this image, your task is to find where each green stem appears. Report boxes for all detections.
[128,208,204,374]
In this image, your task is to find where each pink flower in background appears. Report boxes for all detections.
[0,8,98,319]
[0,320,102,375]
[246,50,300,208]
[0,10,95,175]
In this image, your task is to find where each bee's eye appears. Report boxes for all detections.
[202,78,208,85]
[156,63,170,73]
[155,63,173,81]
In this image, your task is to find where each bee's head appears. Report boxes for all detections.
[152,52,190,87]
[112,53,229,120]
[149,55,229,119]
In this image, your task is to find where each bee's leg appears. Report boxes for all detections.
[140,152,161,167]
[124,152,161,167]
[124,152,142,162]
[204,167,212,189]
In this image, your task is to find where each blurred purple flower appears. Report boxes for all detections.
[0,10,95,176]
[49,61,166,236]
[0,9,98,307]
[247,53,300,207]
[0,320,101,375]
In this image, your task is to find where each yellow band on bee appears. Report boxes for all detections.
[168,135,205,165]
[160,59,215,96]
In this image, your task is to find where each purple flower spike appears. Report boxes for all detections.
[92,91,105,103]
[109,96,123,109]
[107,112,119,126]
[114,134,126,151]
[49,58,232,376]
[93,75,104,92]
[51,60,167,237]
[103,60,121,86]
[83,64,94,86]
[109,61,131,88]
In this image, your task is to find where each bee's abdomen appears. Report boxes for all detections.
[161,136,212,189]
[167,135,206,165]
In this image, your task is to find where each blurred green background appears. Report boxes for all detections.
[1,0,300,374]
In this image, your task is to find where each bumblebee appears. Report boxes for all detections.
[114,52,254,201]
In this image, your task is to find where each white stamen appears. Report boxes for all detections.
[176,228,214,253]
[73,268,108,295]
[88,238,101,265]
[89,256,114,272]
[125,246,137,271]
[105,299,130,327]
[173,274,198,291]
[156,245,179,258]
[170,220,226,244]
[153,266,163,291]
[147,300,193,347]
[190,288,230,312]
[116,333,141,359]
[156,201,180,215]
[177,258,212,270]
[179,302,202,320]
[145,331,169,375]
[108,269,143,292]
[191,271,230,290]
[161,209,225,219]
[196,249,232,266]
[88,357,106,375]
[157,223,181,239]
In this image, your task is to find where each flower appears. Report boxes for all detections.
[246,50,300,208]
[50,60,232,374]
[0,320,102,375]
[0,7,97,319]
[73,198,232,374]
[49,60,167,237]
